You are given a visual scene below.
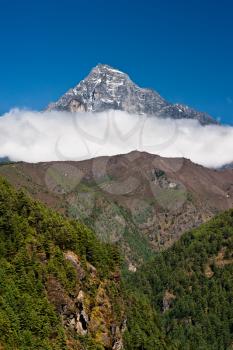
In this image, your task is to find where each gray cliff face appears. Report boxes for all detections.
[48,64,217,125]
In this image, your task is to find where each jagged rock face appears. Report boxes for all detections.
[46,251,125,349]
[48,64,217,125]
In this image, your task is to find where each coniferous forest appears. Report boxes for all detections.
[0,177,233,349]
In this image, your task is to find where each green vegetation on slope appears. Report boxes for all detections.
[1,175,233,350]
[0,178,122,349]
[125,210,233,350]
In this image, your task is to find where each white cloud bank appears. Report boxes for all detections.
[0,109,233,168]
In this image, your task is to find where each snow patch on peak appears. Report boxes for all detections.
[94,63,126,74]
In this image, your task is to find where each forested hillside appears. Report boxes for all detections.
[0,177,124,349]
[125,210,233,349]
[0,176,233,349]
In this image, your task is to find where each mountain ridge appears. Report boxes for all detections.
[48,64,217,125]
[1,151,233,269]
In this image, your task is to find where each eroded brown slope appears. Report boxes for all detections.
[1,151,233,266]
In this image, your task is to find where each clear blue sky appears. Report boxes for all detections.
[0,0,233,124]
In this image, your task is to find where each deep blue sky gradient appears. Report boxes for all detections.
[0,0,233,123]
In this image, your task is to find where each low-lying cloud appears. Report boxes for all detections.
[0,108,233,168]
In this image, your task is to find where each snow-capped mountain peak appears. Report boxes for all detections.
[48,64,217,125]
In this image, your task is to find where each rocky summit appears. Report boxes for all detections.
[48,64,217,125]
